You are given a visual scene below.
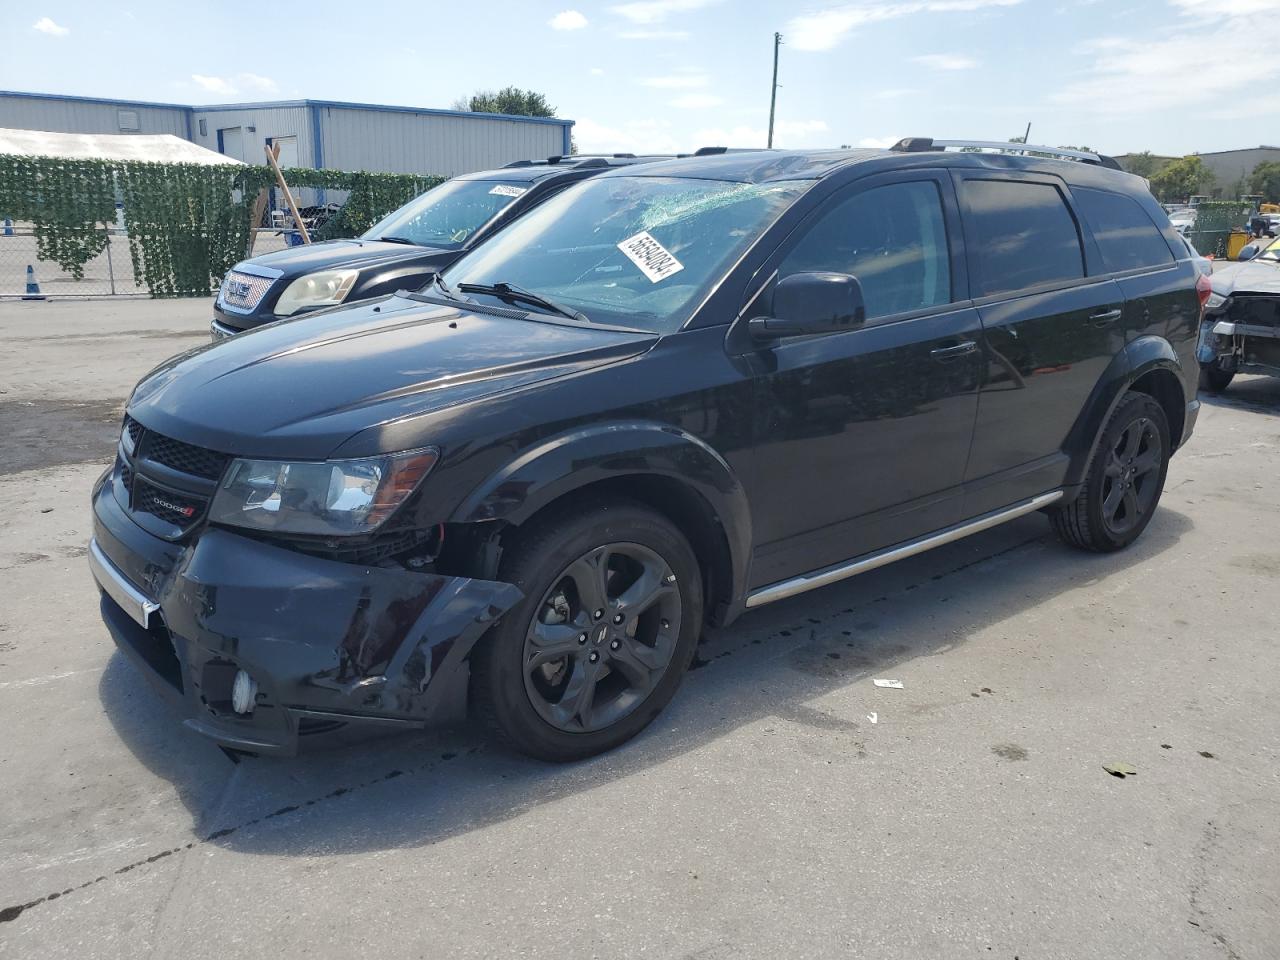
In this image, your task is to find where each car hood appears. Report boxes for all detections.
[128,295,657,460]
[1210,259,1280,297]
[242,239,450,275]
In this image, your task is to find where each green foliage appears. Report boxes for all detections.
[1249,161,1280,202]
[0,155,442,296]
[1121,151,1162,179]
[458,86,557,117]
[1148,156,1214,203]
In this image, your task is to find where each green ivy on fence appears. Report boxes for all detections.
[0,154,443,296]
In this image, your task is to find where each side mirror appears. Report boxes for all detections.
[749,271,867,340]
[1237,243,1260,261]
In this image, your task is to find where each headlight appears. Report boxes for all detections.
[1204,291,1228,310]
[274,270,359,316]
[209,448,438,536]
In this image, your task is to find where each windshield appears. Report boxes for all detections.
[441,175,809,333]
[362,178,529,250]
[1257,237,1280,261]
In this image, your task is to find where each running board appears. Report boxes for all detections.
[744,490,1063,609]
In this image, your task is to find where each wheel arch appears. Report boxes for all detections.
[1064,336,1187,487]
[448,421,753,625]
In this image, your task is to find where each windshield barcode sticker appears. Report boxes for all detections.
[489,184,528,198]
[617,231,684,284]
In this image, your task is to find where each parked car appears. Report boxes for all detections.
[210,153,675,340]
[91,139,1204,762]
[1197,236,1280,392]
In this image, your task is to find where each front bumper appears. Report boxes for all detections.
[90,473,521,756]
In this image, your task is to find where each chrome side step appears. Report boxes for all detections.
[744,490,1063,609]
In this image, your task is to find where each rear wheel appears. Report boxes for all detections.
[1198,362,1234,393]
[1051,391,1170,553]
[471,499,702,762]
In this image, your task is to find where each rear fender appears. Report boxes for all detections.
[1064,335,1185,487]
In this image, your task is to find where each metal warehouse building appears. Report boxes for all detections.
[0,90,574,177]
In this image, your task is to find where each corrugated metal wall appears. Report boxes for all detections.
[0,93,189,138]
[319,106,568,177]
[190,105,314,167]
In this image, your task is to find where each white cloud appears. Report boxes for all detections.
[574,117,683,154]
[1052,0,1278,116]
[590,67,605,75]
[190,73,279,98]
[610,0,719,24]
[871,87,916,99]
[549,10,589,30]
[858,136,900,148]
[912,53,978,70]
[32,16,69,37]
[642,73,708,88]
[786,0,1021,52]
[694,119,830,149]
[670,93,724,109]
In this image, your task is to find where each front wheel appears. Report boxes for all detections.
[1051,391,1170,553]
[471,498,703,762]
[1198,362,1234,394]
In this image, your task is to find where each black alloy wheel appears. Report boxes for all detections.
[1052,391,1171,553]
[471,498,702,762]
[524,543,681,733]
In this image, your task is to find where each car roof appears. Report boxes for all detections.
[594,149,883,183]
[458,155,676,184]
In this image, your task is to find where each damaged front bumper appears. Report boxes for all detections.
[1198,309,1280,377]
[90,472,521,757]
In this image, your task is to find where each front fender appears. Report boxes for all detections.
[449,420,753,611]
[1063,335,1185,487]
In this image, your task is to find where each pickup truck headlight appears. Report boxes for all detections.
[209,448,438,536]
[274,269,359,316]
[1204,291,1228,310]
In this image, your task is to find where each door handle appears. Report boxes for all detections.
[1089,308,1123,327]
[930,340,977,361]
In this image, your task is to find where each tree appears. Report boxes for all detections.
[1148,155,1214,203]
[453,86,557,118]
[1249,161,1280,202]
[1122,151,1161,179]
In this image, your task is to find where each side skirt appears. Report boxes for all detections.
[744,490,1063,609]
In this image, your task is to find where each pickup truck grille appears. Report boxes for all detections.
[218,270,276,313]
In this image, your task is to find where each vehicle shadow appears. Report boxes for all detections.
[1200,374,1280,417]
[97,506,1194,860]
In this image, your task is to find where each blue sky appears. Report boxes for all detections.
[4,0,1277,156]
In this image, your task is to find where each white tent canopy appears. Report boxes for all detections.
[0,127,242,166]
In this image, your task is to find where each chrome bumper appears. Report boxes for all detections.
[88,537,158,628]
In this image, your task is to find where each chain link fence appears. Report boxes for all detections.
[0,223,290,299]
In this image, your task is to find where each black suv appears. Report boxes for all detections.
[91,140,1203,762]
[210,153,674,339]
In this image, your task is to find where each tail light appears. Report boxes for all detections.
[1196,273,1212,310]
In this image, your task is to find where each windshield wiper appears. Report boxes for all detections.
[457,281,589,323]
[376,235,419,245]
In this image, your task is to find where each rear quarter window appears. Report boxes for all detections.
[1073,186,1175,273]
[961,179,1084,298]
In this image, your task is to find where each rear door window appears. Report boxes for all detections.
[779,180,952,322]
[961,179,1084,297]
[1073,187,1175,272]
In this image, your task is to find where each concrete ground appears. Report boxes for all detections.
[1,298,1277,960]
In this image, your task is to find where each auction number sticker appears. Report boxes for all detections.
[617,231,684,284]
[489,184,528,198]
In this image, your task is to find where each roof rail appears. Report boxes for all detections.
[502,159,535,168]
[889,137,1122,171]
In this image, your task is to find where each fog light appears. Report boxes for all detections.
[231,669,258,715]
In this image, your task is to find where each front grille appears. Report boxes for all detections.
[134,477,206,527]
[123,415,143,451]
[119,459,134,498]
[218,270,276,313]
[141,433,229,481]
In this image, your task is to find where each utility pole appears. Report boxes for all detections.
[1023,122,1032,145]
[767,32,782,149]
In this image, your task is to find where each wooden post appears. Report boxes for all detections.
[247,150,271,258]
[264,142,310,244]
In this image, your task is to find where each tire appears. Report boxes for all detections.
[1198,363,1234,394]
[1051,391,1171,553]
[471,497,703,762]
